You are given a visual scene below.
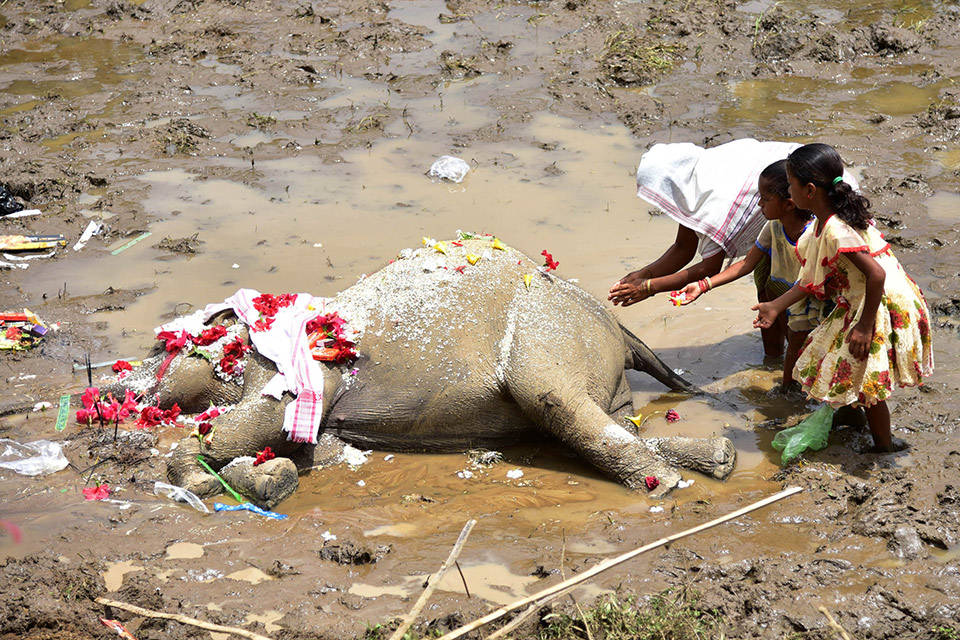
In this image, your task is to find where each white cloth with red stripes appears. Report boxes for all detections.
[202,288,330,444]
[635,139,861,260]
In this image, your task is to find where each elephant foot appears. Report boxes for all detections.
[644,436,737,480]
[218,456,299,509]
[175,471,222,500]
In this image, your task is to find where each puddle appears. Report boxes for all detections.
[226,567,274,584]
[243,610,284,633]
[102,559,144,592]
[350,561,541,605]
[166,541,205,559]
[925,191,960,222]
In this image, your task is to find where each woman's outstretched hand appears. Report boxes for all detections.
[752,302,778,328]
[608,271,653,306]
[672,282,703,306]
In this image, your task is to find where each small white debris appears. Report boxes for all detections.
[73,220,102,251]
[677,479,695,489]
[231,263,240,269]
[428,155,471,183]
[383,454,395,462]
[567,278,579,283]
[506,469,523,480]
[149,448,160,457]
[649,506,664,513]
[321,531,337,542]
[456,470,474,479]
[356,480,366,487]
[673,368,685,376]
[313,243,323,248]
[341,445,372,467]
[32,402,53,412]
[704,307,712,311]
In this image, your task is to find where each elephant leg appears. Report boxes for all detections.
[607,373,634,422]
[504,369,683,496]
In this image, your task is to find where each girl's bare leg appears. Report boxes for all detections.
[865,401,893,451]
[758,287,786,359]
[783,329,809,389]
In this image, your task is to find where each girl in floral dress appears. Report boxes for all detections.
[752,143,934,452]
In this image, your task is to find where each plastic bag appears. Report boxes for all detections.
[771,405,835,465]
[153,481,210,513]
[0,439,69,475]
[428,156,470,183]
[0,184,23,216]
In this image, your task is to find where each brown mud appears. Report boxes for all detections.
[1,0,959,638]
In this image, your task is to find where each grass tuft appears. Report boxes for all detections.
[599,29,684,87]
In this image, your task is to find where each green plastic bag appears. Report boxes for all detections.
[771,405,835,465]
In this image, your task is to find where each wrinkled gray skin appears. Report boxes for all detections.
[111,239,735,508]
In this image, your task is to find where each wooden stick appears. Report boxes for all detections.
[436,486,802,640]
[387,519,477,640]
[818,606,853,640]
[487,584,578,640]
[95,597,274,640]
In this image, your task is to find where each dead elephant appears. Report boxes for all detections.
[112,236,735,508]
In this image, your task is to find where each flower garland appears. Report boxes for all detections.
[155,322,250,384]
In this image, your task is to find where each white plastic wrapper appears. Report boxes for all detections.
[0,439,69,476]
[428,156,471,183]
[153,481,210,513]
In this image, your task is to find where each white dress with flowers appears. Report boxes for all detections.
[792,215,934,407]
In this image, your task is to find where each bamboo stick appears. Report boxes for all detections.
[436,486,802,640]
[95,597,273,640]
[387,519,477,640]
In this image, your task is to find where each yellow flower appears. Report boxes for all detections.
[492,237,506,251]
[466,254,480,265]
[625,414,643,427]
[523,274,532,288]
[433,242,447,255]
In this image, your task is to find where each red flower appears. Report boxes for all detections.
[219,355,239,375]
[4,326,21,340]
[81,387,100,410]
[277,293,298,308]
[194,324,227,346]
[222,337,249,359]
[253,293,280,317]
[75,408,97,424]
[112,360,133,373]
[665,409,680,423]
[644,476,659,491]
[198,407,221,422]
[82,484,110,501]
[197,422,212,436]
[254,446,276,466]
[136,405,164,428]
[541,250,559,271]
[252,317,274,332]
[163,403,181,424]
[454,265,466,274]
[452,241,463,247]
[156,330,189,353]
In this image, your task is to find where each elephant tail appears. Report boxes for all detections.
[619,323,697,394]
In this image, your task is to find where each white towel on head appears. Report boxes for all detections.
[635,138,858,259]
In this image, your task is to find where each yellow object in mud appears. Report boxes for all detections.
[491,237,506,251]
[433,242,447,255]
[523,274,532,288]
[624,414,643,427]
[466,254,480,265]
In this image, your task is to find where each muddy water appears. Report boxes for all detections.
[3,0,960,631]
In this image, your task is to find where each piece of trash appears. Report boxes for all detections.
[356,479,366,487]
[456,469,474,479]
[665,409,681,423]
[568,278,579,283]
[677,479,695,489]
[99,618,137,640]
[673,368,685,376]
[428,155,471,183]
[772,405,835,465]
[0,261,28,270]
[2,208,42,219]
[153,481,210,513]
[321,530,337,542]
[3,250,55,261]
[313,242,323,248]
[0,438,69,475]
[0,519,23,543]
[73,220,103,251]
[506,469,523,479]
[644,475,659,491]
[0,184,24,216]
[32,401,53,412]
[649,505,664,513]
[0,234,66,251]
[231,263,240,269]
[55,394,70,432]
[82,484,111,501]
[340,445,371,467]
[109,231,152,256]
[384,454,395,461]
[214,502,288,520]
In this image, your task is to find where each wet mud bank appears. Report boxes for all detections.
[2,0,960,638]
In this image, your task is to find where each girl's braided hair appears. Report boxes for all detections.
[786,143,871,229]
